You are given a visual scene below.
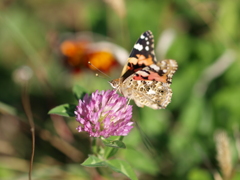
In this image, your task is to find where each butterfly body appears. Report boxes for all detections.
[110,31,178,109]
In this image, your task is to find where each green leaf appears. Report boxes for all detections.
[48,104,76,117]
[101,137,125,159]
[106,159,138,180]
[81,155,106,167]
[72,84,87,100]
[82,157,138,180]
[102,138,126,149]
[104,146,119,159]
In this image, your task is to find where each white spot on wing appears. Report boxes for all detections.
[150,64,160,71]
[136,71,149,76]
[161,61,166,65]
[147,89,156,95]
[145,46,149,51]
[140,35,145,39]
[134,43,143,51]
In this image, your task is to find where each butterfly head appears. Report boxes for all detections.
[109,78,122,89]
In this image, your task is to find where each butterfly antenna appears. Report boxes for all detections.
[95,73,109,80]
[88,61,111,80]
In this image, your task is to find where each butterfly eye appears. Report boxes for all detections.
[109,80,120,89]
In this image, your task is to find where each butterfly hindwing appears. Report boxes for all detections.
[121,59,178,109]
[133,59,178,83]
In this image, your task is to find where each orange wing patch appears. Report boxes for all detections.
[135,54,154,66]
[127,54,154,70]
[120,55,154,76]
[133,71,168,82]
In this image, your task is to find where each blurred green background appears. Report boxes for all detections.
[1,0,240,179]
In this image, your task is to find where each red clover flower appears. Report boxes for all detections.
[75,90,133,138]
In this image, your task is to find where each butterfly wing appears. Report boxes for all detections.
[129,30,156,63]
[110,30,178,109]
[121,30,157,79]
[120,59,178,109]
[133,59,178,83]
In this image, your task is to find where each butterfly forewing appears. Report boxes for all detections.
[121,31,156,78]
[129,30,156,63]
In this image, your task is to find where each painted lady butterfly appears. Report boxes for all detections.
[110,30,178,109]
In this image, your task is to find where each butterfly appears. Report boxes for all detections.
[110,30,178,109]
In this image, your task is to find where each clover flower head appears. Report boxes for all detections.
[75,90,133,138]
